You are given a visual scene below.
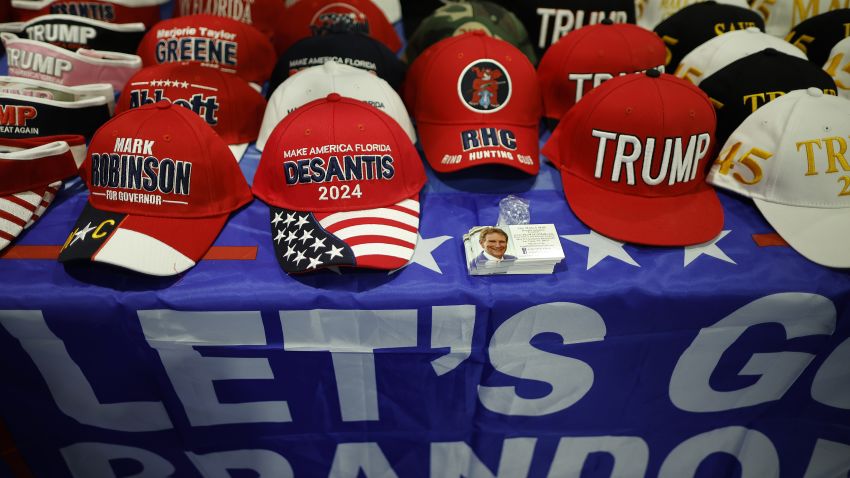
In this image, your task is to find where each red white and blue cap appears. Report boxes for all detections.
[253,93,426,273]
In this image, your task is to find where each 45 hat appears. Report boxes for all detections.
[544,70,722,246]
[411,31,542,175]
[58,101,253,275]
[824,37,850,99]
[537,20,665,123]
[0,14,146,53]
[0,138,78,251]
[136,15,276,86]
[708,88,850,267]
[253,93,426,274]
[116,63,267,162]
[785,9,850,66]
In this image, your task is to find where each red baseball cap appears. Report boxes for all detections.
[413,31,542,175]
[537,21,666,122]
[11,0,167,28]
[0,138,78,251]
[58,101,253,275]
[276,0,402,55]
[545,70,722,246]
[174,0,284,51]
[253,93,426,274]
[116,63,267,162]
[136,15,275,85]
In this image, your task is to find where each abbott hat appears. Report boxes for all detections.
[253,93,426,273]
[413,32,542,174]
[136,15,276,86]
[537,21,665,122]
[258,61,415,151]
[699,48,837,147]
[0,138,77,251]
[824,37,850,99]
[675,27,806,85]
[785,9,850,66]
[707,88,850,267]
[544,70,722,245]
[405,1,537,65]
[276,0,402,55]
[0,14,146,53]
[268,31,406,94]
[653,1,765,71]
[58,101,253,275]
[116,63,266,162]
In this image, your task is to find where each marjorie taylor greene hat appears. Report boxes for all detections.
[0,138,78,251]
[58,101,252,275]
[708,88,850,268]
[253,93,426,274]
[544,70,723,246]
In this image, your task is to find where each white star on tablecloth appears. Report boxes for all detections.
[389,234,452,275]
[70,222,97,246]
[562,230,640,270]
[684,230,736,267]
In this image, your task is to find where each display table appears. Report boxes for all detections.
[1,145,849,478]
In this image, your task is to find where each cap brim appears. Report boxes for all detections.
[563,172,724,246]
[228,143,249,163]
[24,181,62,230]
[417,122,539,175]
[754,198,850,268]
[58,202,228,276]
[0,188,42,251]
[267,194,421,273]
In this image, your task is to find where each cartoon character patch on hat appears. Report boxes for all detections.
[458,60,511,112]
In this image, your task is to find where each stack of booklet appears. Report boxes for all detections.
[464,224,565,275]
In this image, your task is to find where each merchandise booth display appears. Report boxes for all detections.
[0,1,849,477]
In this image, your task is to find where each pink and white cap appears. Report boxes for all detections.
[707,88,850,267]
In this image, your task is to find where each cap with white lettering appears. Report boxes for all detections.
[252,93,426,274]
[707,88,850,267]
[259,61,415,151]
[544,71,722,246]
[116,63,267,162]
[58,101,253,275]
[537,21,666,123]
[675,27,806,85]
[0,14,146,53]
[11,0,169,29]
[412,32,543,174]
[136,15,276,86]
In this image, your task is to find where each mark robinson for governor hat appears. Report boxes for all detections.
[253,93,426,274]
[58,101,252,275]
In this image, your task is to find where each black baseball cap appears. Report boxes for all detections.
[269,31,406,98]
[786,9,850,66]
[699,48,838,147]
[654,1,765,72]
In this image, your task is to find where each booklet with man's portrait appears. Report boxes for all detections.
[463,224,565,275]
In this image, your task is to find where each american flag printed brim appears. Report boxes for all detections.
[269,194,420,273]
[24,181,61,230]
[0,187,44,251]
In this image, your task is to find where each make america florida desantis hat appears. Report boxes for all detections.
[57,101,253,275]
[252,93,427,274]
[410,31,542,175]
[543,69,723,246]
[708,88,850,268]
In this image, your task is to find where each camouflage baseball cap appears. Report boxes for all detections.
[405,1,538,65]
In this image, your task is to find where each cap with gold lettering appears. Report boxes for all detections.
[708,88,850,267]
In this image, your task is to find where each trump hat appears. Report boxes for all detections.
[58,102,252,275]
[544,70,722,245]
[253,93,426,274]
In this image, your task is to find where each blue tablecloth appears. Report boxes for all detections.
[1,142,850,478]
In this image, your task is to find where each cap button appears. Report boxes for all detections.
[324,60,339,71]
[471,30,486,36]
[763,47,778,56]
[807,87,823,97]
[646,68,661,78]
[155,100,170,110]
[600,18,613,25]
[745,26,760,33]
[327,92,342,102]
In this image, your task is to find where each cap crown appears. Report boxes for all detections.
[708,89,850,208]
[253,94,425,212]
[414,32,540,127]
[83,102,252,217]
[562,73,716,197]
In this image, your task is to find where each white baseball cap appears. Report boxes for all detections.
[707,87,850,267]
[257,60,415,151]
[824,36,850,100]
[676,27,806,85]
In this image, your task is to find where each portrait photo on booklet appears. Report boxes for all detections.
[464,224,565,275]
